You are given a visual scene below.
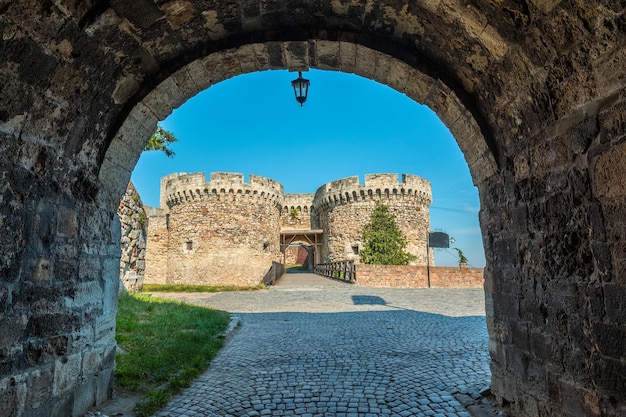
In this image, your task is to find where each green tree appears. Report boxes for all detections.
[454,248,468,265]
[359,201,417,265]
[145,125,178,157]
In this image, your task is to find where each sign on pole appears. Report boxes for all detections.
[428,232,450,248]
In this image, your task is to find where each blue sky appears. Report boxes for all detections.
[131,69,485,267]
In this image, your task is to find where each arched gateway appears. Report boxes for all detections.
[0,2,624,416]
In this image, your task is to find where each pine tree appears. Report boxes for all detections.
[359,201,417,265]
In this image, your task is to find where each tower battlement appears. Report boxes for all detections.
[312,173,432,209]
[162,172,284,208]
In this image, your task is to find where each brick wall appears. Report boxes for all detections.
[284,245,310,266]
[356,264,484,288]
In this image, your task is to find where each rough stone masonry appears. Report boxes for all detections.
[0,1,624,417]
[141,171,432,287]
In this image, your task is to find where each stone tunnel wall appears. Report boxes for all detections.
[312,174,433,265]
[483,95,626,417]
[0,172,120,417]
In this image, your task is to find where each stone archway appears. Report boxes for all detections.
[0,2,624,417]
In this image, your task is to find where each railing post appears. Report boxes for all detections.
[314,261,356,283]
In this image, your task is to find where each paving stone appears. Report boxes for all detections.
[155,286,489,416]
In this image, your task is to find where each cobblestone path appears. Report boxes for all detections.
[154,276,490,417]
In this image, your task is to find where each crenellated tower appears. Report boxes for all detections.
[146,172,284,286]
[312,174,433,265]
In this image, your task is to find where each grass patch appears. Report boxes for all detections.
[115,293,231,416]
[142,283,265,293]
[285,264,309,272]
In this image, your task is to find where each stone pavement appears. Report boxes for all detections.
[152,274,491,417]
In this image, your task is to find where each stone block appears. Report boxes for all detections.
[427,88,466,133]
[604,283,626,323]
[0,314,28,349]
[23,339,55,368]
[68,326,94,352]
[266,41,286,69]
[49,391,74,417]
[183,59,213,92]
[591,353,626,396]
[592,140,626,199]
[284,41,309,71]
[404,69,433,104]
[591,321,626,359]
[237,44,260,74]
[72,375,96,417]
[354,45,377,80]
[594,43,626,97]
[25,368,53,410]
[339,42,356,73]
[141,88,175,122]
[450,116,484,159]
[596,98,626,145]
[52,353,82,396]
[95,313,116,343]
[68,282,103,308]
[170,66,202,101]
[78,254,101,283]
[120,106,157,151]
[386,59,410,93]
[559,380,601,417]
[111,75,140,105]
[0,375,26,417]
[53,245,79,282]
[55,207,78,241]
[530,330,557,363]
[154,76,186,113]
[221,49,247,82]
[316,40,340,70]
[509,320,530,350]
[373,53,392,85]
[27,312,79,339]
[251,43,272,71]
[96,365,114,405]
[97,158,132,209]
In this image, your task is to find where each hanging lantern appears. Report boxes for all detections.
[291,71,310,106]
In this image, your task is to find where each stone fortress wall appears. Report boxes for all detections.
[144,172,284,286]
[143,172,433,286]
[313,174,433,265]
[117,182,147,292]
[281,193,316,230]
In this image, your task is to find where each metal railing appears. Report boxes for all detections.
[314,260,356,283]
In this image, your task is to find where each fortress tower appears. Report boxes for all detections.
[143,172,433,286]
[144,172,283,286]
[312,174,433,265]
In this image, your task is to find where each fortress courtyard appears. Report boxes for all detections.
[137,275,491,417]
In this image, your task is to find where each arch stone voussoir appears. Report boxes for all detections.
[354,45,379,79]
[316,40,341,70]
[142,78,183,121]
